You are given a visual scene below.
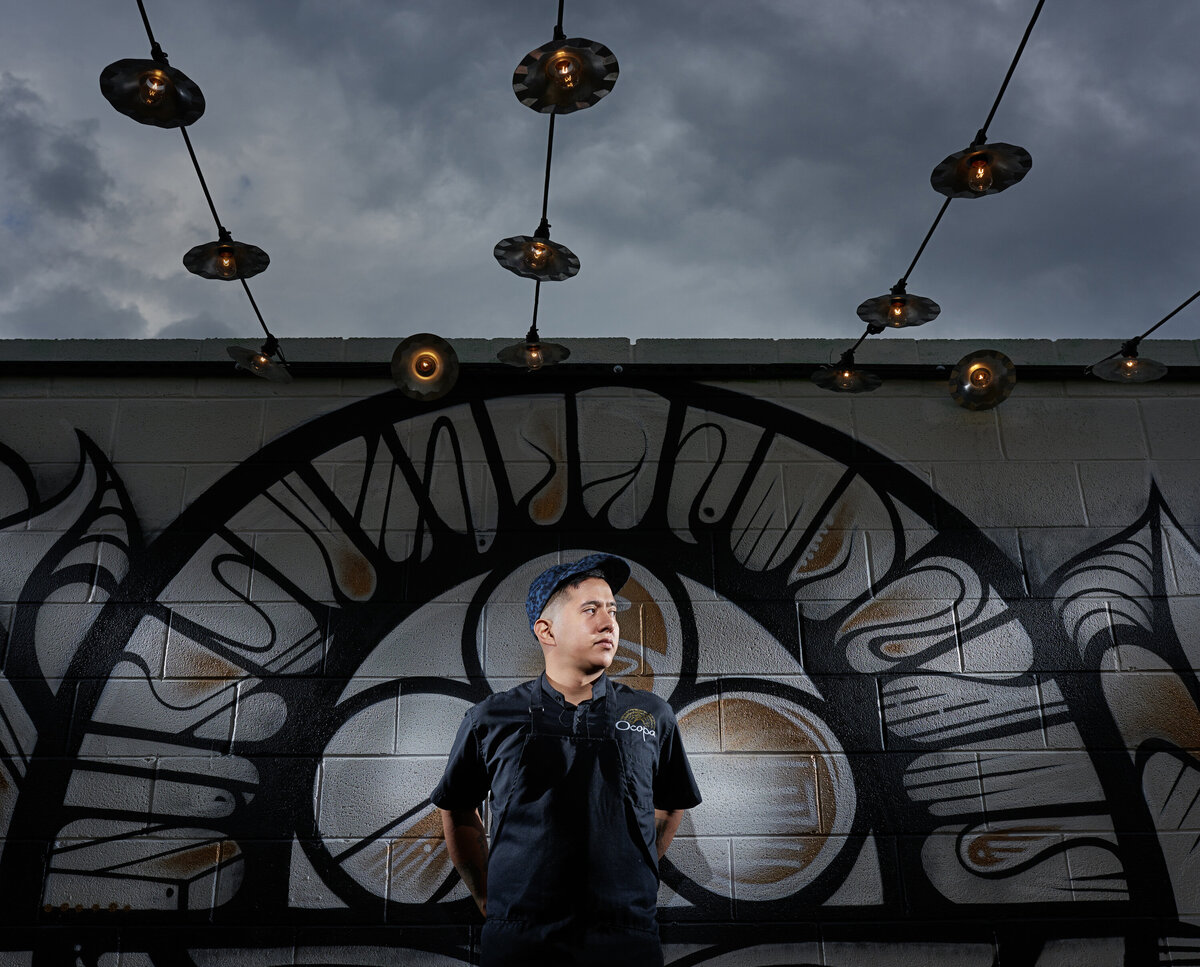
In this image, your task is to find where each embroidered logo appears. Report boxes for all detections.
[616,708,657,741]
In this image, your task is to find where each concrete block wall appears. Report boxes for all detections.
[0,338,1198,966]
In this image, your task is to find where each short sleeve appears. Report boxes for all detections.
[653,713,702,810]
[430,710,490,810]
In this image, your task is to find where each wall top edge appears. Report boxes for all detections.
[0,337,1197,367]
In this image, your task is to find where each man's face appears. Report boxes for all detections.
[540,577,619,674]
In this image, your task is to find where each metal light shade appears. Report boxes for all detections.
[513,37,619,114]
[1092,354,1168,383]
[494,235,580,282]
[948,350,1016,409]
[99,58,205,128]
[227,341,292,383]
[811,353,882,394]
[497,336,570,370]
[392,333,459,401]
[930,142,1032,199]
[857,290,940,329]
[183,238,270,281]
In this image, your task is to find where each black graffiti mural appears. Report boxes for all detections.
[0,374,1198,966]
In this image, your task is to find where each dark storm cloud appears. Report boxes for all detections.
[0,74,116,221]
[2,284,147,338]
[2,0,1199,342]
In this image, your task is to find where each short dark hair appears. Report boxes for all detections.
[541,567,609,620]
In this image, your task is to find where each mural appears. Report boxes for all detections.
[0,373,1198,966]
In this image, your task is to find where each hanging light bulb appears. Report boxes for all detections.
[494,233,580,282]
[968,364,993,388]
[497,326,569,370]
[413,351,439,380]
[524,240,551,271]
[392,333,460,401]
[858,283,939,330]
[216,245,238,279]
[948,350,1016,409]
[547,51,583,90]
[226,337,292,383]
[1091,340,1168,383]
[811,351,882,394]
[137,69,170,106]
[183,234,269,281]
[100,58,205,128]
[513,37,619,114]
[965,153,994,193]
[931,141,1031,199]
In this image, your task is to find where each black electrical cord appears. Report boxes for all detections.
[976,0,1047,146]
[837,0,1048,365]
[525,0,568,343]
[898,197,952,289]
[131,0,284,357]
[1086,285,1200,372]
[898,0,1047,288]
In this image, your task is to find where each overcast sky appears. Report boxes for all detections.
[2,0,1198,346]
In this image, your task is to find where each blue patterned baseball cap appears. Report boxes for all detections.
[526,554,631,633]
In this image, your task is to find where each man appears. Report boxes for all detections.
[431,554,702,967]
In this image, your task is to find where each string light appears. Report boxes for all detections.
[930,140,1033,199]
[1087,285,1200,383]
[227,336,291,383]
[102,0,290,382]
[857,282,940,330]
[812,328,883,394]
[183,230,269,281]
[513,37,618,114]
[391,333,460,400]
[494,225,580,283]
[495,2,620,373]
[100,56,204,128]
[1090,338,1170,383]
[498,321,571,371]
[840,0,1044,387]
[948,350,1017,409]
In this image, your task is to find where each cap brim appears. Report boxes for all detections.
[590,555,631,597]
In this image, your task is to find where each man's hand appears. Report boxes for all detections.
[439,807,488,917]
[654,808,686,859]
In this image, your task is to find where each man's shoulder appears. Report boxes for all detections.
[467,679,538,723]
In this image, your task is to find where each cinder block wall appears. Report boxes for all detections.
[1,338,1198,967]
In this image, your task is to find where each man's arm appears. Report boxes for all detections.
[654,808,686,859]
[440,807,488,916]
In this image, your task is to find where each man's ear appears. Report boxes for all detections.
[534,617,554,647]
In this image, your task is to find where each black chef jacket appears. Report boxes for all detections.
[431,673,702,960]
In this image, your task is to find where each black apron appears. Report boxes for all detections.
[481,682,664,967]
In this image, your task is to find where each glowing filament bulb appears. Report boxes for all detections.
[524,241,551,270]
[138,70,170,106]
[414,352,439,379]
[251,353,270,374]
[548,52,581,89]
[968,365,993,388]
[216,246,238,279]
[524,344,544,370]
[888,298,907,324]
[966,154,993,193]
